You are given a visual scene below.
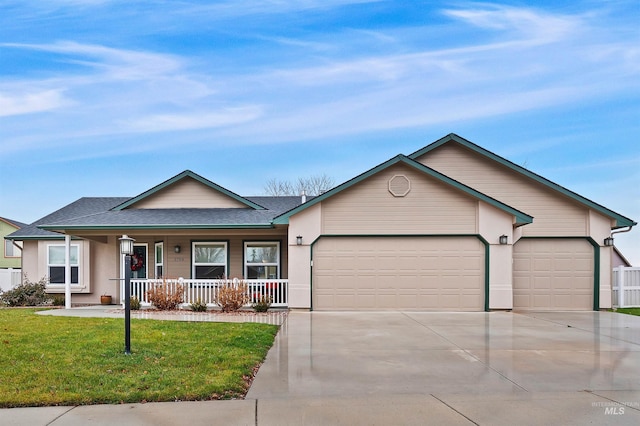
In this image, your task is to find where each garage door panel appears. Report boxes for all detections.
[514,239,593,311]
[313,237,484,311]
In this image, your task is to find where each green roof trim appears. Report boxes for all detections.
[273,154,533,226]
[112,170,265,211]
[409,133,636,228]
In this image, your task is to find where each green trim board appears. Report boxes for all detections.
[112,170,266,211]
[309,234,490,312]
[409,133,636,229]
[515,236,600,311]
[274,154,533,226]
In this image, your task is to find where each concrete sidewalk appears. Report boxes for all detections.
[3,392,640,425]
[2,309,640,425]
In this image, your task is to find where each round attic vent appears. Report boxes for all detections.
[389,175,411,197]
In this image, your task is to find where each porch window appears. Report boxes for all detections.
[155,242,163,278]
[244,242,279,279]
[192,242,227,279]
[47,245,79,284]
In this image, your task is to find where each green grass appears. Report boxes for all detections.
[0,309,278,408]
[616,308,640,317]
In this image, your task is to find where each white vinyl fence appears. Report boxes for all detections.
[612,266,640,308]
[0,268,22,292]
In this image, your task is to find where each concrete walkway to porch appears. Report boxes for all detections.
[35,305,287,325]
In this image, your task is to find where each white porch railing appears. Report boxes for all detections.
[124,278,288,308]
[612,266,640,308]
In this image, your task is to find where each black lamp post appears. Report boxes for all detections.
[119,235,135,355]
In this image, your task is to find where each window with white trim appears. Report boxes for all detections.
[192,242,227,279]
[47,245,79,284]
[4,239,21,257]
[155,242,163,278]
[244,242,279,279]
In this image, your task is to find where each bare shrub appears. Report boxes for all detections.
[0,275,49,307]
[146,281,184,310]
[214,279,249,312]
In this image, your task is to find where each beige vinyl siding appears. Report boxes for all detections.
[313,236,484,311]
[322,164,478,234]
[130,177,248,209]
[513,238,593,310]
[416,143,588,236]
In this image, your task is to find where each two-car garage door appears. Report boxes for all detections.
[312,236,485,311]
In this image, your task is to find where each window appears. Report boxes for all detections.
[244,242,279,279]
[47,245,79,284]
[155,242,163,278]
[4,239,21,257]
[192,242,227,279]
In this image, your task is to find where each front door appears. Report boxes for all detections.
[131,244,148,279]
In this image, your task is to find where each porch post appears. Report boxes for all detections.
[64,234,71,309]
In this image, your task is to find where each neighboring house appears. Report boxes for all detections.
[613,246,633,268]
[7,134,636,311]
[1,217,25,269]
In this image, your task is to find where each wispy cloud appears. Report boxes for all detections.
[442,3,581,43]
[0,89,68,116]
[123,106,263,132]
[0,2,638,155]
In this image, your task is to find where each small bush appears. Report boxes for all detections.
[51,294,65,306]
[130,296,141,311]
[190,299,207,312]
[146,281,184,310]
[214,279,249,312]
[0,275,49,307]
[252,294,272,312]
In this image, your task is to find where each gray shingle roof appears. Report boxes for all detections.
[7,197,130,239]
[7,196,304,238]
[0,217,28,228]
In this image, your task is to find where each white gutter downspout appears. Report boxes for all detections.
[65,234,71,310]
[611,226,633,238]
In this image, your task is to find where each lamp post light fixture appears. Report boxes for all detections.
[119,235,135,355]
[296,235,303,246]
[499,235,508,245]
[604,237,614,247]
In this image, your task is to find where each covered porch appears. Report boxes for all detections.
[115,230,291,307]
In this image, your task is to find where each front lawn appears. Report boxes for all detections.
[0,309,278,407]
[616,307,640,317]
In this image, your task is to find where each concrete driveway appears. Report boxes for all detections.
[247,311,640,425]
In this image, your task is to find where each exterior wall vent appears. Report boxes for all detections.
[389,175,411,197]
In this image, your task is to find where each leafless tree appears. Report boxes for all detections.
[263,178,295,196]
[264,174,335,196]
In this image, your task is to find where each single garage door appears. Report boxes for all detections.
[312,236,485,311]
[513,238,593,310]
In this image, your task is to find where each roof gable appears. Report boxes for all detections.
[0,217,27,229]
[409,133,636,228]
[112,170,265,211]
[274,154,533,226]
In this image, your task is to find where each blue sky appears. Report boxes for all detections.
[1,0,638,263]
